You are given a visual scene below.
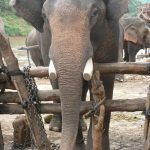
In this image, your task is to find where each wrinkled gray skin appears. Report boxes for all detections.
[25,28,44,66]
[10,0,128,149]
[119,16,150,62]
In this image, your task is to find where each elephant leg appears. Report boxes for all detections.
[101,74,115,150]
[87,74,115,150]
[49,79,62,132]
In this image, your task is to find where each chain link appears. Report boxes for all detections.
[21,66,60,150]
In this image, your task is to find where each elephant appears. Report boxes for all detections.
[26,28,88,132]
[25,28,44,66]
[116,16,150,81]
[123,41,150,62]
[119,16,150,62]
[10,0,128,149]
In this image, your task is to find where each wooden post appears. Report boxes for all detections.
[91,71,105,150]
[0,33,51,149]
[144,85,150,150]
[0,123,4,150]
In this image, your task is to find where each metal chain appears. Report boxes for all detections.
[23,66,60,150]
[23,66,47,150]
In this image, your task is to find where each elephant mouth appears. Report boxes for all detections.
[49,57,93,81]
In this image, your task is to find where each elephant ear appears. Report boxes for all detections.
[106,0,128,21]
[9,0,45,32]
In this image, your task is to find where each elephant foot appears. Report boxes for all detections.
[49,114,62,132]
[74,143,86,150]
[44,114,53,124]
[49,115,87,132]
[80,117,87,132]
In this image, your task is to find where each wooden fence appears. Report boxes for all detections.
[0,32,150,149]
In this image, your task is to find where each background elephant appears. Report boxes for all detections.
[10,0,128,149]
[119,16,150,62]
[124,41,150,62]
[116,16,150,81]
[26,28,44,66]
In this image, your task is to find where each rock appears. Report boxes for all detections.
[44,114,53,124]
[12,115,32,149]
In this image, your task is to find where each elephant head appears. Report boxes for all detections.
[10,0,128,149]
[120,16,150,46]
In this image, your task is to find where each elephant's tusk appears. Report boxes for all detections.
[49,60,57,80]
[83,57,93,81]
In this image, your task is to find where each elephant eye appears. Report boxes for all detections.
[42,11,47,20]
[91,7,99,17]
[42,7,47,20]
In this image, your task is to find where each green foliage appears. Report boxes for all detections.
[0,0,31,36]
[128,0,142,16]
[0,0,149,36]
[140,0,150,3]
[128,0,150,16]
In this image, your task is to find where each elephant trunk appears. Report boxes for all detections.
[49,41,91,150]
[49,10,92,149]
[50,48,88,149]
[58,65,83,150]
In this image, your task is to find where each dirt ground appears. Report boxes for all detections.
[0,74,149,150]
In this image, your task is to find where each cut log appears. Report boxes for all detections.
[144,85,150,150]
[94,62,150,75]
[0,62,150,85]
[91,71,105,150]
[29,62,150,78]
[0,90,60,103]
[0,98,146,114]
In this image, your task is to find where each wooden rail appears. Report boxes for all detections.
[0,62,150,84]
[28,62,150,77]
[0,90,60,103]
[0,98,146,114]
